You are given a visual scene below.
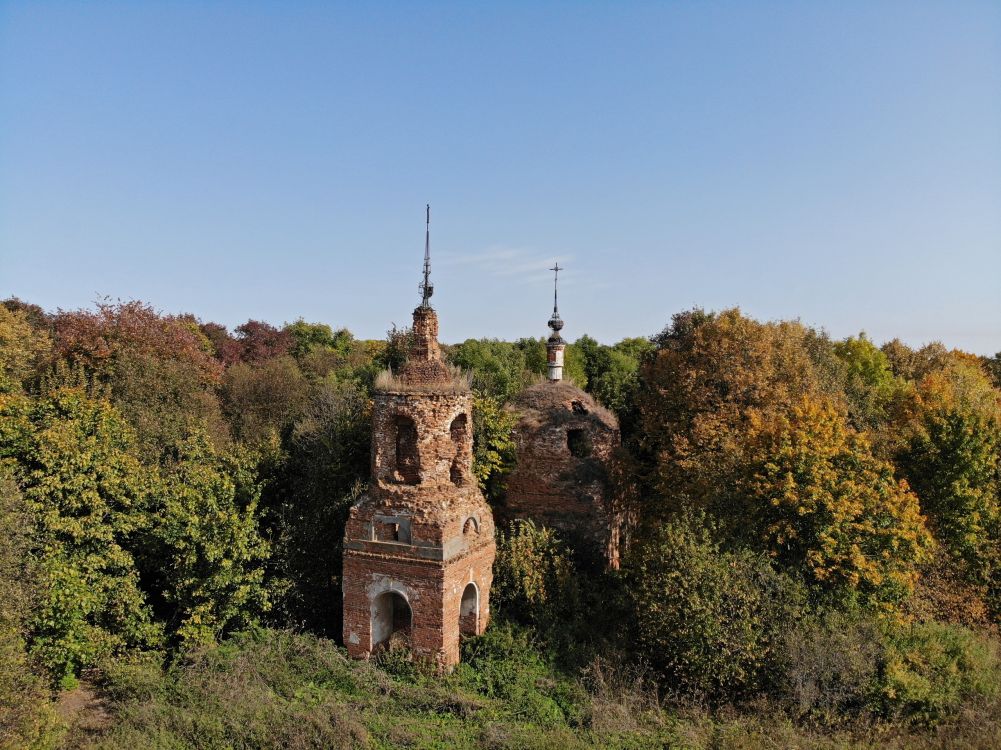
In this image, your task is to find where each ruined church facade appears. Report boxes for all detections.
[501,264,628,569]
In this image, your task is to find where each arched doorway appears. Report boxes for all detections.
[459,582,478,636]
[372,590,412,649]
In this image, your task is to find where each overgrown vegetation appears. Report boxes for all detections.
[1,297,999,748]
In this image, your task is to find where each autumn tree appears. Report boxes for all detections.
[0,305,51,392]
[233,320,293,364]
[221,356,309,445]
[51,301,226,459]
[893,355,1001,594]
[744,397,932,608]
[635,308,833,522]
[200,321,242,366]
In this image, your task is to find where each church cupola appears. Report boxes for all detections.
[546,262,566,382]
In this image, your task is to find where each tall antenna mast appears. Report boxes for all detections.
[419,203,433,307]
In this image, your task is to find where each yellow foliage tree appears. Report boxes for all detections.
[745,397,933,609]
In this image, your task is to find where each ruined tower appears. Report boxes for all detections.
[342,207,495,668]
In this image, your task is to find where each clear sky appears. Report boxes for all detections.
[1,2,999,353]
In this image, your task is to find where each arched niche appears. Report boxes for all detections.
[459,582,479,636]
[449,413,468,486]
[394,414,420,484]
[371,590,412,649]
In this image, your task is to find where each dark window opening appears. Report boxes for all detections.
[567,428,592,458]
[373,516,411,544]
[571,400,589,415]
[449,413,468,486]
[394,415,420,484]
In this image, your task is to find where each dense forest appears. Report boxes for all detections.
[1,297,1000,749]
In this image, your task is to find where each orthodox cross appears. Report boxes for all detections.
[549,262,563,315]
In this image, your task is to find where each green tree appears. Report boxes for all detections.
[450,339,530,401]
[492,520,577,628]
[0,389,162,679]
[471,393,518,505]
[262,379,371,634]
[832,333,903,433]
[0,471,59,746]
[894,356,1001,593]
[221,356,309,444]
[628,513,803,701]
[284,319,354,360]
[150,434,271,648]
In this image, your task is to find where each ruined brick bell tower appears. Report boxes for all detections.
[342,206,495,668]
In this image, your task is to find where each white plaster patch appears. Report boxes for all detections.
[366,574,416,602]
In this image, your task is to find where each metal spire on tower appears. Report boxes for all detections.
[550,262,563,315]
[548,262,564,334]
[419,204,433,308]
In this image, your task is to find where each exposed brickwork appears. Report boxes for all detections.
[502,381,628,568]
[343,305,495,669]
[399,306,453,386]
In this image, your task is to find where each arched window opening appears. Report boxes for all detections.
[394,415,420,484]
[372,591,412,650]
[449,413,468,486]
[459,583,478,636]
[463,516,478,536]
[567,428,592,458]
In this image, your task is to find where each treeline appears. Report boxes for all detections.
[1,297,1000,748]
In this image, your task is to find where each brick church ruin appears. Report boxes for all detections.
[342,210,624,667]
[501,265,627,569]
[342,208,495,668]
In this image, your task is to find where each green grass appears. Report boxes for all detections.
[59,624,1001,750]
[66,625,676,750]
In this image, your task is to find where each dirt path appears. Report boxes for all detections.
[56,680,112,738]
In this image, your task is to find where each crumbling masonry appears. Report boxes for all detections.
[342,249,495,668]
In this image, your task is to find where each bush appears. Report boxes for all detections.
[0,474,61,749]
[776,610,885,722]
[492,521,578,629]
[882,621,1000,725]
[627,513,804,702]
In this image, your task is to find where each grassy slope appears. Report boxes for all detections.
[61,626,1001,750]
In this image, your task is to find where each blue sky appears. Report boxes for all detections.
[1,2,999,353]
